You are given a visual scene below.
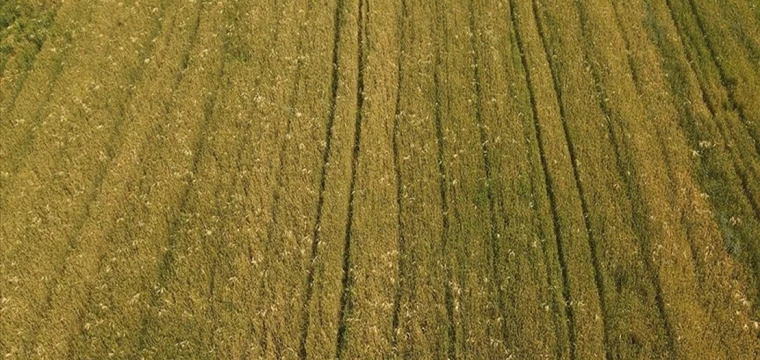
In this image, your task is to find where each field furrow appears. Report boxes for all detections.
[0,0,61,122]
[663,0,760,297]
[3,0,760,358]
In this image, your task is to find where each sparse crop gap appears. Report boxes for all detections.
[297,0,346,357]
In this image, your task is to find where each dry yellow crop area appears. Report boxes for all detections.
[2,0,760,358]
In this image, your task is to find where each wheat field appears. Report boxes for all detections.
[2,0,760,358]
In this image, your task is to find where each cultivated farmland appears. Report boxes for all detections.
[2,0,760,358]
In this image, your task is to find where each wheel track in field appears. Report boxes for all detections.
[1,4,62,119]
[661,0,760,307]
[389,1,458,356]
[572,0,679,357]
[433,1,459,357]
[123,1,226,352]
[334,0,368,356]
[22,5,173,353]
[297,0,346,357]
[389,0,408,354]
[467,0,508,349]
[63,4,204,352]
[502,2,567,357]
[0,35,69,183]
[605,3,684,356]
[519,1,600,358]
[678,0,760,220]
[529,5,613,356]
[679,0,760,159]
[253,0,310,354]
[520,1,580,356]
[659,0,760,217]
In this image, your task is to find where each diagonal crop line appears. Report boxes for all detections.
[660,0,760,310]
[262,0,312,310]
[518,1,578,357]
[432,1,458,357]
[500,2,568,357]
[2,43,68,176]
[467,0,508,349]
[434,40,459,360]
[2,3,63,118]
[135,64,226,351]
[568,0,667,358]
[134,3,226,353]
[516,0,609,357]
[27,2,172,349]
[603,2,682,357]
[682,0,760,157]
[60,4,207,353]
[297,0,346,357]
[335,0,368,356]
[658,0,760,214]
[434,62,458,360]
[677,0,760,228]
[390,0,409,354]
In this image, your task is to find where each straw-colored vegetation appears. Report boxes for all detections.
[2,0,760,358]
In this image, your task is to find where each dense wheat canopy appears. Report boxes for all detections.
[2,0,760,358]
